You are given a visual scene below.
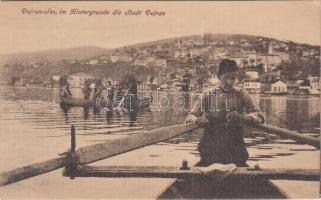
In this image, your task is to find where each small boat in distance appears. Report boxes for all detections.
[60,95,151,112]
[60,97,107,108]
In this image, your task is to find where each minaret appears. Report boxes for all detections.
[200,20,204,44]
[177,32,181,49]
[268,42,273,54]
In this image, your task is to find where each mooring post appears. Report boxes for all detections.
[63,125,79,179]
[71,125,76,153]
[180,159,190,170]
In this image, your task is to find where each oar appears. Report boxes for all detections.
[116,90,129,111]
[0,123,199,187]
[0,122,318,187]
[76,123,198,165]
[254,124,320,149]
[0,157,65,187]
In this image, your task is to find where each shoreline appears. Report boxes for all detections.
[1,85,320,97]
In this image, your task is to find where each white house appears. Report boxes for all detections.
[102,78,118,87]
[258,54,282,71]
[110,55,119,63]
[67,72,94,88]
[228,40,235,46]
[134,59,149,66]
[87,59,99,65]
[175,49,189,58]
[52,75,61,82]
[150,58,167,68]
[243,81,261,94]
[307,75,320,90]
[271,80,287,94]
[245,71,259,80]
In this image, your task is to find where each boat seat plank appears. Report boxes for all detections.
[72,165,320,181]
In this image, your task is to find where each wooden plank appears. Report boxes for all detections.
[76,123,199,165]
[269,180,319,199]
[254,124,320,149]
[73,166,320,181]
[0,157,65,187]
[0,123,198,187]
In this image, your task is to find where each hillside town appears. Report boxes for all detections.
[2,34,320,95]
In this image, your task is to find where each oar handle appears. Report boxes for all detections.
[253,124,320,149]
[116,90,129,110]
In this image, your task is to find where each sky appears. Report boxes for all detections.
[0,1,320,54]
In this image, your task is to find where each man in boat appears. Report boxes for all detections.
[185,59,265,167]
[93,79,104,101]
[115,84,123,100]
[127,81,138,111]
[59,76,72,98]
[105,81,115,111]
[114,84,124,112]
[128,81,138,96]
[82,80,92,100]
[106,81,115,102]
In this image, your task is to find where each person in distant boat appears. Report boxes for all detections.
[113,84,122,107]
[82,80,92,100]
[128,81,138,111]
[106,81,115,102]
[128,81,138,96]
[115,84,123,100]
[93,79,104,101]
[61,81,72,98]
[185,59,265,167]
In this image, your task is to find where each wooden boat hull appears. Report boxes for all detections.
[60,96,152,112]
[60,97,107,108]
[158,175,288,199]
[66,165,318,199]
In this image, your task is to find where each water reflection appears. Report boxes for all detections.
[60,105,70,123]
[0,86,319,164]
[106,110,113,122]
[1,86,319,134]
[128,111,138,127]
[83,107,89,120]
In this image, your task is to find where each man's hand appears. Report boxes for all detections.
[195,117,208,127]
[185,114,198,123]
[226,111,252,124]
[185,114,208,127]
[226,111,241,124]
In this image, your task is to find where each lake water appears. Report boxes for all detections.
[0,86,319,172]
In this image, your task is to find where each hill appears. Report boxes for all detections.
[0,46,111,65]
[1,33,319,86]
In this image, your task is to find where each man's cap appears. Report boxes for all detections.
[217,59,238,77]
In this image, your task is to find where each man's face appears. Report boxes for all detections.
[219,71,238,89]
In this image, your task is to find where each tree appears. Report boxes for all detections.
[119,72,137,86]
[169,72,176,80]
[256,63,265,75]
[257,58,263,64]
[242,59,248,67]
[9,76,20,86]
[249,58,255,66]
[209,65,219,75]
[278,58,320,80]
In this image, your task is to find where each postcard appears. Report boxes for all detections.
[0,1,320,199]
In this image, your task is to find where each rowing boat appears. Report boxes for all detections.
[60,97,108,108]
[158,172,288,199]
[60,96,152,112]
[0,123,318,199]
[71,164,318,199]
